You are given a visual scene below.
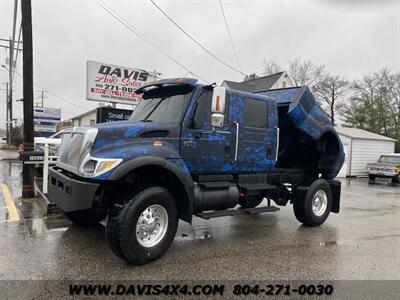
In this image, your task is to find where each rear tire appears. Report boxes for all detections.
[64,208,107,226]
[293,179,332,227]
[369,174,376,181]
[106,186,178,265]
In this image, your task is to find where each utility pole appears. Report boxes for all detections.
[35,90,47,108]
[8,0,19,144]
[8,39,13,144]
[5,83,9,144]
[21,0,34,198]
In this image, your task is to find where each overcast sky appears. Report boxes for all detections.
[0,0,399,125]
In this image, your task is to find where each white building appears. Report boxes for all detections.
[336,127,397,177]
[70,109,97,127]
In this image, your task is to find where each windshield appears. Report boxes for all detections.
[378,155,400,164]
[129,86,194,123]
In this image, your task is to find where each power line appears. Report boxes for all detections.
[5,65,89,111]
[218,0,242,74]
[94,0,210,83]
[148,0,245,76]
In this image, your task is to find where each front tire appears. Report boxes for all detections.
[369,174,376,182]
[64,208,107,226]
[106,186,178,265]
[293,179,332,227]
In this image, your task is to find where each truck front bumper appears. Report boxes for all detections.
[48,167,99,212]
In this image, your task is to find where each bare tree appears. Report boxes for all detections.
[262,59,282,75]
[343,69,399,143]
[387,71,400,139]
[288,57,325,87]
[313,74,349,125]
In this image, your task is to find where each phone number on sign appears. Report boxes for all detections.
[233,284,334,296]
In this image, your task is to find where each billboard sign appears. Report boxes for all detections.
[86,60,154,105]
[96,107,133,123]
[33,107,61,123]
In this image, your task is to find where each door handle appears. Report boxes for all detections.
[224,144,231,157]
[233,121,239,161]
[275,127,280,162]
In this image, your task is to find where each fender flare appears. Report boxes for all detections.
[108,156,194,222]
[318,128,345,179]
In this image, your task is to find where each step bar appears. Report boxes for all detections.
[196,206,280,220]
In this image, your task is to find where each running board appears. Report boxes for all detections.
[196,206,280,219]
[196,209,242,219]
[244,206,280,214]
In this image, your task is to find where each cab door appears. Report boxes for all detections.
[230,94,278,172]
[180,88,235,173]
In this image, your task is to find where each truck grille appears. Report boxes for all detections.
[59,132,84,168]
[58,128,98,172]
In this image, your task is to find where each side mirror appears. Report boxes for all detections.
[211,87,226,127]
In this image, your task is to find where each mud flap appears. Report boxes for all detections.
[293,179,341,213]
[327,179,341,213]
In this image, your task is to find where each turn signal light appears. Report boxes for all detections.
[153,140,163,146]
[97,160,118,173]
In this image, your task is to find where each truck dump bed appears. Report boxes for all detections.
[257,87,344,179]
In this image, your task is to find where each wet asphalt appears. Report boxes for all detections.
[0,149,399,281]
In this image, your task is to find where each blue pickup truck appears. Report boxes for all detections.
[48,78,344,265]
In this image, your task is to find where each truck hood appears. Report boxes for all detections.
[90,120,179,153]
[57,121,181,177]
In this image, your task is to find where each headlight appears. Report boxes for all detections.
[79,156,122,178]
[81,159,97,173]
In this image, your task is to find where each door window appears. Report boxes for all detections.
[243,98,267,128]
[192,90,212,129]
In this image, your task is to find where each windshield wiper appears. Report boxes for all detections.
[140,119,153,122]
[143,97,166,120]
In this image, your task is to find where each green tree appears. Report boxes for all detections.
[243,73,259,81]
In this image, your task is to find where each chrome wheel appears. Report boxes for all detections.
[312,190,328,217]
[136,204,168,248]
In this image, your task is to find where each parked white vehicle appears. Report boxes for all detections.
[34,128,71,155]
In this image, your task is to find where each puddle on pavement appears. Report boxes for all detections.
[175,225,213,241]
[15,197,46,220]
[13,199,72,238]
[17,215,71,238]
[318,233,400,248]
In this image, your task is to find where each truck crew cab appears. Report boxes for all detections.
[48,78,344,265]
